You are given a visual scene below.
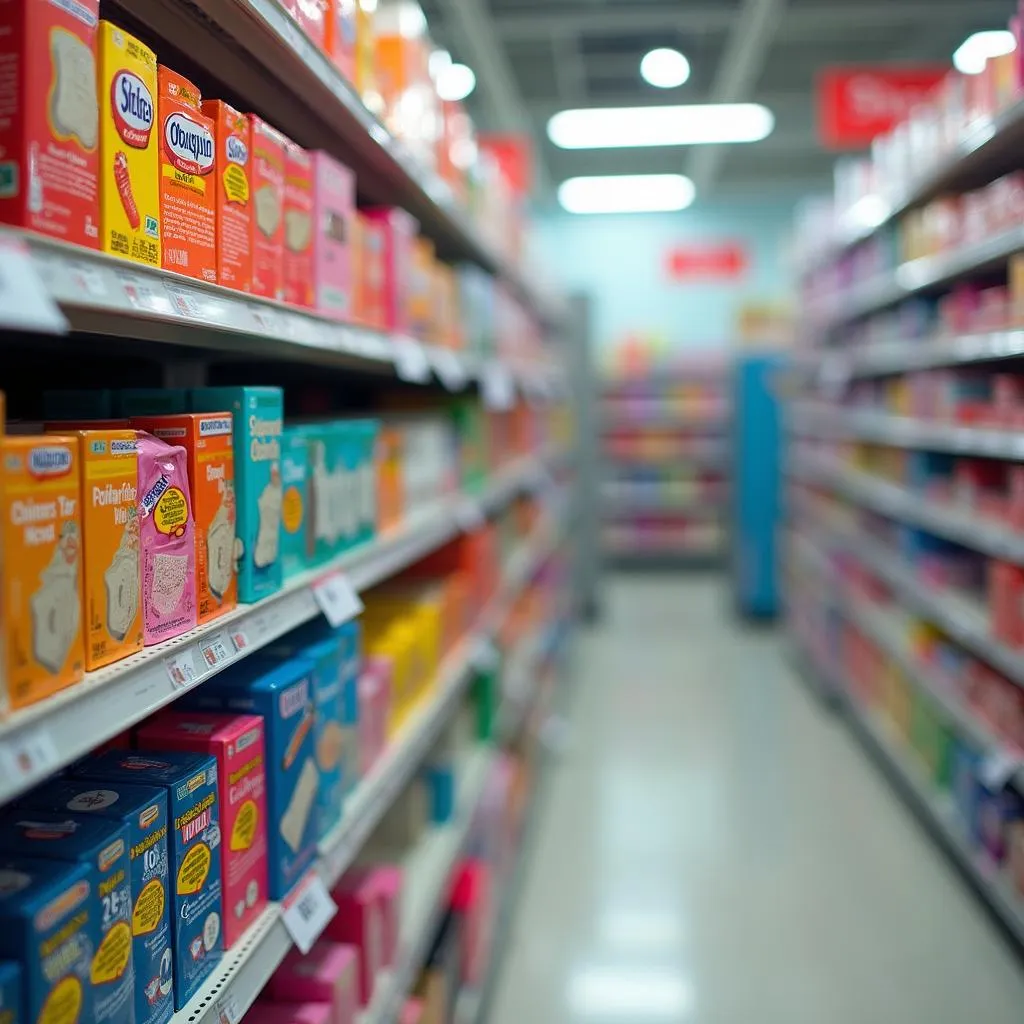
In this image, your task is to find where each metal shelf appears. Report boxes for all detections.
[833,329,1024,379]
[0,452,560,805]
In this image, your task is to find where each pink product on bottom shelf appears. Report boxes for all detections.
[269,942,360,1024]
[246,1004,331,1024]
[327,870,384,1006]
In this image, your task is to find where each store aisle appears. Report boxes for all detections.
[489,575,1024,1024]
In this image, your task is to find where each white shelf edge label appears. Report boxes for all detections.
[282,871,337,954]
[0,239,68,333]
[393,337,432,383]
[432,349,468,391]
[0,728,59,785]
[118,271,174,315]
[229,628,250,654]
[199,633,232,670]
[313,571,365,627]
[214,994,242,1024]
[165,649,199,690]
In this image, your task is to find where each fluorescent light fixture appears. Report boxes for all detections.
[558,174,695,214]
[437,63,476,101]
[640,47,691,88]
[953,29,1016,75]
[547,104,774,149]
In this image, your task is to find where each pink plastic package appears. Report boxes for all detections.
[269,942,359,1024]
[246,1004,331,1024]
[137,431,198,644]
[312,152,355,321]
[359,658,392,775]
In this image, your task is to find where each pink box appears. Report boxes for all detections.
[294,0,326,48]
[285,140,316,309]
[400,1000,423,1024]
[312,152,355,320]
[359,659,392,775]
[250,116,287,300]
[269,942,359,1024]
[361,207,418,333]
[370,867,402,970]
[247,1004,331,1024]
[137,711,269,948]
[451,860,491,987]
[326,870,383,1006]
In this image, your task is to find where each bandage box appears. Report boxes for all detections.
[0,962,18,1024]
[184,657,318,900]
[0,812,134,1024]
[0,0,100,246]
[158,67,216,282]
[0,856,94,1024]
[132,413,237,625]
[1,434,85,712]
[98,21,160,266]
[300,421,350,564]
[137,712,268,950]
[284,140,315,309]
[325,0,358,83]
[249,116,286,300]
[311,151,355,320]
[326,870,382,1006]
[281,428,311,579]
[191,387,283,603]
[71,751,223,1010]
[361,208,417,333]
[268,941,359,1024]
[13,779,174,1024]
[201,100,252,292]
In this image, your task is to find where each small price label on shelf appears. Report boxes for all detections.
[393,337,432,383]
[214,994,242,1024]
[481,363,515,411]
[0,239,67,332]
[313,571,364,627]
[166,284,204,320]
[68,261,108,300]
[0,728,59,785]
[165,649,198,690]
[432,349,468,391]
[199,633,232,669]
[229,629,250,654]
[119,272,173,315]
[282,872,336,954]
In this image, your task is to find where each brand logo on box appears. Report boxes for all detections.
[28,446,72,478]
[226,135,248,166]
[165,112,214,175]
[112,70,154,148]
[199,416,232,437]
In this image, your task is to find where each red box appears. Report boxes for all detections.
[989,561,1024,648]
[249,115,286,300]
[327,869,382,1006]
[284,139,315,308]
[362,207,418,333]
[0,0,100,245]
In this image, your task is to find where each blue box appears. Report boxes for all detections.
[0,813,133,1024]
[0,857,94,1024]
[0,962,19,1024]
[192,387,284,602]
[280,428,311,579]
[334,620,361,797]
[16,780,174,1024]
[72,752,223,1011]
[184,656,318,899]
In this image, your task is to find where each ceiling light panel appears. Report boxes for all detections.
[557,174,696,215]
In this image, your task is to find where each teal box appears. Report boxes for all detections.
[117,389,191,417]
[280,428,311,579]
[71,752,222,1011]
[334,619,361,797]
[183,656,318,899]
[0,856,94,1024]
[300,421,349,565]
[42,389,115,421]
[16,780,173,1024]
[0,962,19,1024]
[349,419,379,543]
[193,387,284,602]
[0,813,133,1024]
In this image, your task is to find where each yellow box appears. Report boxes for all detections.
[98,21,161,266]
[63,430,142,671]
[2,435,85,712]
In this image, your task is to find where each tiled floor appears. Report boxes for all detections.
[489,575,1024,1023]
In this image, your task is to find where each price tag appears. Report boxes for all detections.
[0,728,59,786]
[282,872,337,954]
[165,284,204,320]
[455,497,485,533]
[165,649,198,690]
[199,633,232,669]
[68,261,108,299]
[432,350,468,391]
[481,363,515,411]
[214,994,242,1024]
[119,272,173,315]
[249,304,283,336]
[313,571,364,627]
[229,629,250,653]
[980,751,1022,790]
[393,337,431,383]
[0,238,67,332]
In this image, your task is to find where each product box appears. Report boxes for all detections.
[268,941,359,1024]
[0,813,134,1024]
[284,140,315,309]
[281,427,311,579]
[360,657,392,775]
[0,962,18,1024]
[184,657,318,899]
[362,207,417,333]
[294,0,326,48]
[311,152,355,320]
[325,0,358,83]
[0,856,94,1024]
[117,389,191,417]
[248,1004,332,1024]
[336,620,361,794]
[354,211,387,328]
[326,870,381,1006]
[72,751,223,1010]
[408,236,435,341]
[249,116,286,300]
[137,712,268,950]
[137,432,197,645]
[98,21,160,266]
[301,421,350,564]
[191,387,283,602]
[350,420,379,543]
[132,413,237,625]
[201,100,252,292]
[14,779,174,1024]
[158,67,216,282]
[0,0,100,245]
[2,434,85,712]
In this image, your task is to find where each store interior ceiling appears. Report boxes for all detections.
[421,0,1018,204]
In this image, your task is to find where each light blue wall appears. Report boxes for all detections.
[532,197,799,356]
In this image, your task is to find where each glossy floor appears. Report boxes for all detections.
[489,575,1024,1023]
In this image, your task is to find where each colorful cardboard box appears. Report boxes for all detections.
[136,712,268,951]
[281,427,311,579]
[72,751,223,1011]
[284,140,315,309]
[249,116,286,301]
[0,962,19,1024]
[268,941,359,1024]
[311,151,355,320]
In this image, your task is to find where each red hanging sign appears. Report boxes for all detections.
[666,243,747,280]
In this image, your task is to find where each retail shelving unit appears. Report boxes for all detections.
[787,71,1024,947]
[600,364,730,565]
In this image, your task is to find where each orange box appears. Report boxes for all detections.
[158,67,216,282]
[202,100,252,292]
[57,429,142,671]
[2,434,85,712]
[376,422,403,531]
[325,0,357,83]
[0,0,100,246]
[408,235,435,342]
[132,412,237,625]
[283,140,314,308]
[354,1,376,101]
[249,116,286,300]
